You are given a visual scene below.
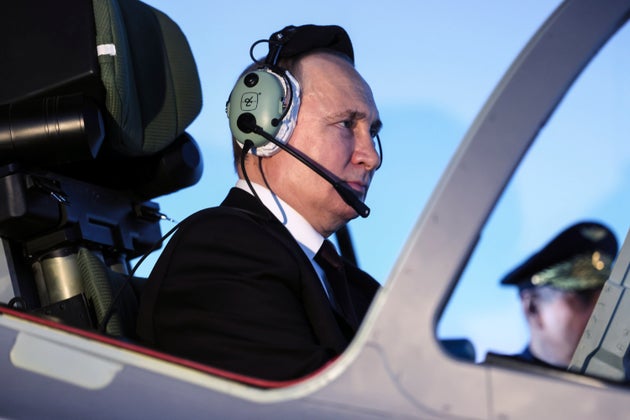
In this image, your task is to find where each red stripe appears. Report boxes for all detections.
[0,305,334,389]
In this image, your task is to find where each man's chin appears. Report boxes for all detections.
[342,202,361,221]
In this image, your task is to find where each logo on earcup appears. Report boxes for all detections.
[241,92,259,111]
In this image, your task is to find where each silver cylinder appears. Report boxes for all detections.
[32,249,83,306]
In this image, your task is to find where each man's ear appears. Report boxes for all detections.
[520,290,542,326]
[527,298,537,315]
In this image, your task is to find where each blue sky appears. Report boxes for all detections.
[137,1,630,359]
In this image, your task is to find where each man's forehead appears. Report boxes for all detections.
[296,54,378,115]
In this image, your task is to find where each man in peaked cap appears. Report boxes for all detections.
[500,221,618,368]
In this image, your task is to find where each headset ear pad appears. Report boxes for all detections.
[226,68,301,157]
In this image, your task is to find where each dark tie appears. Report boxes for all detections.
[315,240,358,328]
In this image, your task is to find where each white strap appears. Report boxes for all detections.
[96,43,117,57]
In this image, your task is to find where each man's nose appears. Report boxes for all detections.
[353,130,381,170]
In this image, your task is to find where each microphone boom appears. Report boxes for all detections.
[237,114,370,217]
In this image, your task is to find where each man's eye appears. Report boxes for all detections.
[340,120,355,129]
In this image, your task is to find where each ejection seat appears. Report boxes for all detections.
[0,0,203,338]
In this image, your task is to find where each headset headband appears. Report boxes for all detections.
[264,25,355,67]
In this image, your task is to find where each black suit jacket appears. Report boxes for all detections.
[136,188,380,381]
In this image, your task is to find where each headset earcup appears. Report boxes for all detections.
[226,68,299,157]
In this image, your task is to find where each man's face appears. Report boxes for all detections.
[263,53,382,236]
[532,287,600,366]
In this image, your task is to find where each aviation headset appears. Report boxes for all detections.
[225,24,356,157]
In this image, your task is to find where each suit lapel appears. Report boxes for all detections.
[221,187,354,351]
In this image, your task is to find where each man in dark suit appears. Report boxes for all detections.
[136,24,382,381]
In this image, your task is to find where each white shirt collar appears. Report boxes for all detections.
[235,180,324,259]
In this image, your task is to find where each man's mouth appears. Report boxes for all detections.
[344,181,367,197]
